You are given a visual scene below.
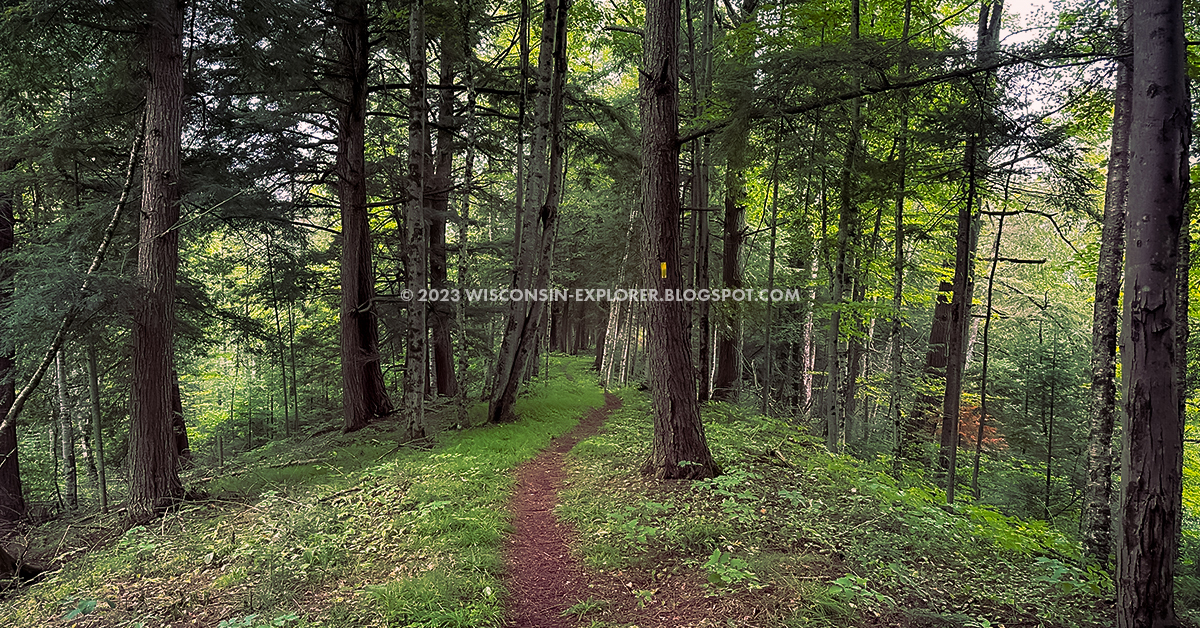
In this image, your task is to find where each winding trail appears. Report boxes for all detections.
[504,392,622,628]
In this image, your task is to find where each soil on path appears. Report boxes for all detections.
[504,392,622,628]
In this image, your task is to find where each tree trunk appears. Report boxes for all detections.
[56,350,77,510]
[0,158,23,526]
[130,0,186,519]
[1117,0,1189,622]
[335,0,393,433]
[429,42,459,398]
[711,160,744,402]
[86,344,108,514]
[1081,0,1130,566]
[489,0,569,423]
[403,0,430,440]
[640,0,717,480]
[170,363,191,463]
[971,211,1004,499]
[939,1,1000,503]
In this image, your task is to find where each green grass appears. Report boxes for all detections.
[559,391,1117,628]
[0,355,603,628]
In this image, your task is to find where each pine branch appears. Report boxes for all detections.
[0,110,145,439]
[678,50,1113,144]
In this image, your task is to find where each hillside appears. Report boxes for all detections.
[1,357,1191,627]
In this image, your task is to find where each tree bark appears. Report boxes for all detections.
[489,0,569,423]
[640,0,717,480]
[86,344,108,514]
[56,350,76,510]
[1117,0,1189,623]
[429,40,459,398]
[403,0,430,440]
[130,0,186,519]
[711,160,744,402]
[1081,0,1130,565]
[0,158,23,526]
[335,0,393,434]
[939,1,1000,503]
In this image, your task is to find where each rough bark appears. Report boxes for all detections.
[335,0,393,434]
[1081,0,1130,566]
[403,0,430,440]
[640,0,717,480]
[429,43,459,398]
[489,0,569,423]
[129,0,186,519]
[939,1,999,503]
[1116,0,1189,623]
[0,158,23,525]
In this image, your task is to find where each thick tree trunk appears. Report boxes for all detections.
[130,0,186,519]
[1081,0,1130,566]
[429,45,459,398]
[640,0,717,480]
[335,0,393,433]
[0,159,23,525]
[1117,0,1189,623]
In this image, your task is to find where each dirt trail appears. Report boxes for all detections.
[504,392,622,628]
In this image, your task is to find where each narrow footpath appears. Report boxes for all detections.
[504,392,622,628]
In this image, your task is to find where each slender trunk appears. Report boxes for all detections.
[490,0,570,422]
[288,302,299,427]
[1117,0,1189,621]
[762,147,780,415]
[1081,0,1130,565]
[940,1,1000,503]
[403,0,430,440]
[56,350,77,510]
[129,0,186,519]
[711,159,744,401]
[86,344,108,513]
[972,211,1004,499]
[335,0,393,433]
[889,0,911,464]
[457,44,477,426]
[823,108,861,452]
[641,0,717,479]
[266,235,290,436]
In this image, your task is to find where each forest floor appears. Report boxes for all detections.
[0,356,1195,628]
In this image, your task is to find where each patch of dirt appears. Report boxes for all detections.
[504,393,621,628]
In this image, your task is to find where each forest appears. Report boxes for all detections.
[0,0,1197,625]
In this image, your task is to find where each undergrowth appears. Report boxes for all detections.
[0,355,603,628]
[559,390,1120,628]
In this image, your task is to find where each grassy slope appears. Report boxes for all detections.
[0,356,603,628]
[3,366,1193,628]
[559,390,1137,628]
